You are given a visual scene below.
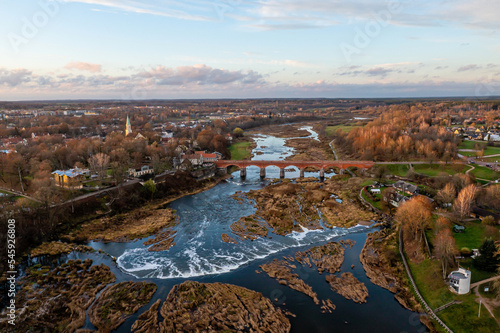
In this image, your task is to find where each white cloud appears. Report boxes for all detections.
[65,62,102,73]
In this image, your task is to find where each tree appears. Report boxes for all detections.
[374,165,389,182]
[142,179,157,200]
[481,216,496,226]
[88,153,110,183]
[434,229,456,279]
[453,184,478,219]
[473,239,500,272]
[436,182,456,206]
[395,196,432,241]
[233,127,244,138]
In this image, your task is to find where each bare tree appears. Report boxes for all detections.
[453,184,478,219]
[436,182,456,205]
[89,153,110,182]
[434,228,456,279]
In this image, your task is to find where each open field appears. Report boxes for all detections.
[325,124,363,135]
[459,141,500,156]
[228,141,253,160]
[413,164,470,177]
[385,164,411,177]
[469,165,500,180]
[409,259,498,333]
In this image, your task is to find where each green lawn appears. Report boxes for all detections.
[385,164,410,177]
[325,124,363,135]
[469,165,500,180]
[228,141,252,160]
[413,164,470,177]
[457,258,497,284]
[409,259,454,309]
[452,222,490,250]
[361,188,382,210]
[477,156,500,163]
[438,293,498,333]
[409,259,498,333]
[459,140,500,157]
[459,140,483,150]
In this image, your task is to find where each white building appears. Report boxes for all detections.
[448,268,471,294]
[128,165,154,178]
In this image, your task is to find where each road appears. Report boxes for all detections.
[0,188,41,203]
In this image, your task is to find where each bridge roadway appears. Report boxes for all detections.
[215,160,375,179]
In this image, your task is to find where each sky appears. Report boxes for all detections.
[0,0,499,100]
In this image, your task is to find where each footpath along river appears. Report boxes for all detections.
[62,126,426,332]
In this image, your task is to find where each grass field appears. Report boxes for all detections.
[385,164,410,177]
[409,259,498,333]
[413,164,470,177]
[469,165,500,180]
[325,124,363,135]
[477,156,500,163]
[459,140,500,157]
[453,222,490,250]
[228,141,252,160]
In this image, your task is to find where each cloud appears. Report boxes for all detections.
[65,62,102,73]
[457,64,481,72]
[2,64,500,100]
[337,62,416,77]
[135,64,263,85]
[0,68,32,87]
[64,0,211,21]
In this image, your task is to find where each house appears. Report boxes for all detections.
[52,168,85,189]
[470,207,500,223]
[370,187,381,194]
[180,151,222,167]
[453,225,465,233]
[383,189,410,207]
[393,181,419,195]
[448,268,471,294]
[128,165,154,178]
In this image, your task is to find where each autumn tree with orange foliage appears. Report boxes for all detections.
[436,182,455,206]
[453,184,478,219]
[395,196,433,242]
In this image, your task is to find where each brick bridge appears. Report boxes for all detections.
[215,160,375,179]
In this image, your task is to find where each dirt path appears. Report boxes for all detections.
[473,286,499,325]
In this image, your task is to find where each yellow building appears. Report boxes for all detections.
[52,169,85,189]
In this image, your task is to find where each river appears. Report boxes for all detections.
[58,126,426,332]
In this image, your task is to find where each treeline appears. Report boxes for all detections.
[333,106,458,161]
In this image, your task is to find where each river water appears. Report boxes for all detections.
[74,126,426,332]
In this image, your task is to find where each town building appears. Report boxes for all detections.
[125,115,132,136]
[52,168,86,189]
[448,268,471,294]
[128,165,155,178]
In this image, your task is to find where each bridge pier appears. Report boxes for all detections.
[339,169,344,175]
[240,167,246,179]
[299,168,304,178]
[319,168,325,180]
[260,167,266,179]
[280,168,285,179]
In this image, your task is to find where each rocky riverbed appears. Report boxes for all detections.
[4,259,115,333]
[157,281,291,332]
[89,281,157,332]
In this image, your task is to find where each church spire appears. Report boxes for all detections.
[125,115,132,136]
